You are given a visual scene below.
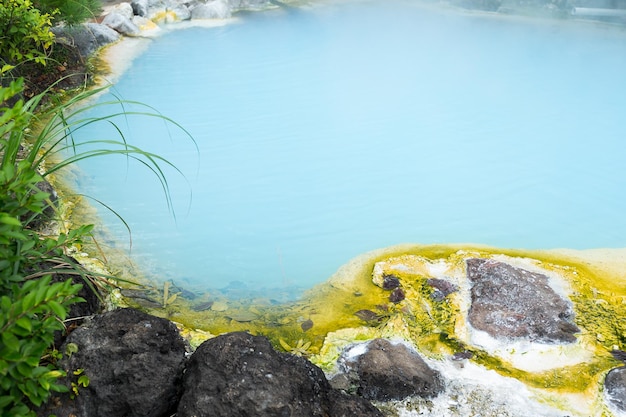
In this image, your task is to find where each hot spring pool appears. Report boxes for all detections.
[71,0,626,295]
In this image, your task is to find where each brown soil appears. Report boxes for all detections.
[14,42,93,102]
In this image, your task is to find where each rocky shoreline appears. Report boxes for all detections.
[35,252,626,416]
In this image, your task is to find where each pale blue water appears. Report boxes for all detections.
[72,0,626,295]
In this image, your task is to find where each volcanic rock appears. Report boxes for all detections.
[605,366,626,412]
[38,308,187,417]
[466,258,579,343]
[332,338,444,401]
[177,331,382,417]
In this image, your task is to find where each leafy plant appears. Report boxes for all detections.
[0,0,56,68]
[34,0,101,25]
[0,73,194,415]
[0,276,82,415]
[69,368,89,399]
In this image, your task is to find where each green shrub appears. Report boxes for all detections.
[34,0,102,26]
[0,73,193,415]
[0,0,56,68]
[0,77,84,416]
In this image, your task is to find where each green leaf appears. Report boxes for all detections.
[34,278,50,305]
[16,362,32,378]
[2,331,21,352]
[47,300,66,318]
[0,214,21,226]
[15,317,32,332]
[1,64,15,74]
[21,291,35,312]
[0,395,13,408]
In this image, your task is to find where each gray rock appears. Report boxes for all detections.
[38,308,187,417]
[466,258,580,343]
[605,367,626,412]
[191,0,232,19]
[108,2,135,19]
[177,332,382,417]
[102,11,141,35]
[131,0,150,16]
[51,23,120,57]
[333,338,444,401]
[142,0,169,21]
[170,4,192,20]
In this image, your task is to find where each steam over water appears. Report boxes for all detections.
[74,0,626,293]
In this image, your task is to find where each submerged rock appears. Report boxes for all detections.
[426,277,458,301]
[38,308,187,417]
[382,274,401,290]
[466,258,579,343]
[388,287,405,303]
[332,338,444,401]
[177,332,381,417]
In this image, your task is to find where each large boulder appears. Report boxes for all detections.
[107,2,135,19]
[331,338,444,401]
[38,308,187,417]
[52,23,121,57]
[466,258,580,343]
[102,11,141,35]
[177,332,382,417]
[605,366,626,412]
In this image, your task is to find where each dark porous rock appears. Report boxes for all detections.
[52,23,120,57]
[604,366,626,411]
[327,390,384,417]
[605,366,626,412]
[612,349,626,363]
[38,308,187,417]
[177,332,382,417]
[466,258,579,344]
[333,338,444,402]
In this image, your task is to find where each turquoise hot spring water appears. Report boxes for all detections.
[72,0,626,296]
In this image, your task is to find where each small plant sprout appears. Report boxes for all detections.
[279,338,312,357]
[162,281,179,308]
[70,368,89,398]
